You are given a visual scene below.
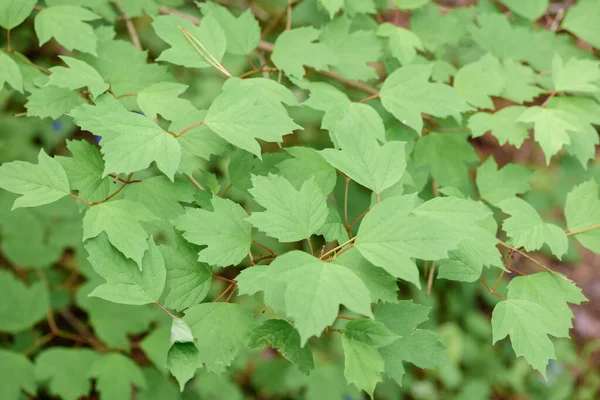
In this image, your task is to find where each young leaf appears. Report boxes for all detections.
[35,348,99,400]
[476,157,532,205]
[0,270,49,333]
[0,349,36,399]
[25,85,86,120]
[341,334,385,398]
[0,52,23,93]
[46,56,109,99]
[468,106,531,147]
[87,353,146,400]
[198,2,260,55]
[167,342,202,391]
[565,180,600,253]
[248,319,314,375]
[271,27,337,79]
[0,0,37,29]
[552,55,600,93]
[82,200,159,268]
[380,64,470,133]
[174,195,252,267]
[320,112,407,194]
[153,14,227,69]
[34,5,100,55]
[377,23,423,66]
[454,54,504,109]
[247,174,328,242]
[183,303,254,374]
[498,197,567,258]
[85,234,166,305]
[204,86,301,157]
[0,149,70,209]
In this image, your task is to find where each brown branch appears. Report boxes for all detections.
[252,241,277,257]
[541,91,557,108]
[480,276,507,301]
[497,240,572,281]
[174,121,204,137]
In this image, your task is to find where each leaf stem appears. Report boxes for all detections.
[344,177,350,235]
[155,301,176,319]
[358,92,380,103]
[336,315,356,321]
[480,276,507,301]
[252,241,277,257]
[307,237,315,256]
[239,67,277,79]
[186,174,205,191]
[496,239,572,282]
[219,183,232,198]
[6,29,11,52]
[178,26,232,77]
[117,3,142,51]
[541,90,557,107]
[114,93,138,99]
[320,237,356,260]
[426,262,436,296]
[349,208,369,229]
[566,223,600,236]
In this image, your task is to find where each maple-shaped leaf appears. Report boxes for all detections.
[320,16,381,81]
[377,23,423,65]
[342,320,398,397]
[0,52,23,93]
[247,174,328,242]
[0,270,49,333]
[562,0,600,49]
[0,0,36,29]
[25,85,86,120]
[87,353,146,400]
[174,195,252,267]
[198,2,260,55]
[153,14,226,69]
[34,5,100,55]
[167,342,201,391]
[223,77,299,106]
[138,368,180,400]
[318,0,343,18]
[552,55,600,93]
[0,149,70,209]
[204,85,301,157]
[57,140,113,204]
[320,111,406,194]
[82,199,159,267]
[454,54,504,109]
[413,132,479,187]
[500,59,543,104]
[35,348,99,400]
[277,147,337,196]
[136,82,195,122]
[248,319,314,375]
[301,81,351,133]
[375,301,447,386]
[237,251,372,344]
[380,64,470,133]
[565,180,600,253]
[71,105,182,180]
[271,27,337,79]
[498,0,548,20]
[468,106,531,148]
[517,106,579,164]
[547,96,600,125]
[476,157,532,205]
[344,0,376,16]
[498,197,567,258]
[46,56,109,99]
[316,206,350,245]
[85,233,166,305]
[117,0,159,18]
[183,303,254,374]
[0,349,36,399]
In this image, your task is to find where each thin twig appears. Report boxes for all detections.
[566,223,600,236]
[179,26,232,77]
[186,174,205,191]
[358,92,380,103]
[480,276,507,301]
[541,91,557,107]
[497,240,572,281]
[117,3,142,51]
[155,301,176,319]
[307,237,315,256]
[426,262,436,295]
[175,121,204,137]
[492,271,505,292]
[336,315,356,321]
[344,177,350,234]
[219,184,232,198]
[114,93,138,99]
[349,209,369,229]
[320,237,356,260]
[6,29,11,52]
[252,241,277,257]
[239,67,277,79]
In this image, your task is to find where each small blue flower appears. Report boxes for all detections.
[94,135,102,145]
[52,120,63,132]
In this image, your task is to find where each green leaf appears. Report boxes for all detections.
[198,2,260,55]
[320,16,381,81]
[223,77,299,106]
[413,132,479,187]
[272,27,337,79]
[301,81,350,133]
[377,23,423,65]
[248,319,314,375]
[500,59,543,104]
[34,5,100,55]
[117,0,159,18]
[563,0,600,49]
[318,0,343,18]
[204,85,301,157]
[0,52,23,92]
[320,112,407,194]
[517,106,579,164]
[392,0,429,10]
[565,180,600,253]
[153,14,226,69]
[0,270,49,333]
[277,147,337,196]
[47,56,109,99]
[247,174,328,242]
[25,85,86,120]
[138,368,181,400]
[476,157,532,205]
[344,320,398,347]
[380,64,470,133]
[342,334,384,397]
[57,140,113,204]
[160,236,212,312]
[498,0,548,20]
[0,149,70,209]
[468,106,531,147]
[136,82,194,122]
[375,302,447,385]
[82,200,158,267]
[183,303,254,374]
[552,55,600,93]
[85,234,166,305]
[454,54,504,109]
[87,353,146,400]
[35,348,99,400]
[237,251,373,344]
[167,342,201,391]
[175,195,252,267]
[0,0,36,29]
[0,349,36,399]
[140,324,170,374]
[498,197,567,258]
[71,106,182,180]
